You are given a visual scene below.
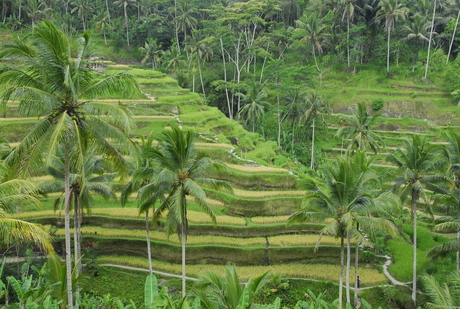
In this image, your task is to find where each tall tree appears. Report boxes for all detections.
[386,135,448,306]
[70,0,93,31]
[298,91,330,170]
[0,20,139,308]
[148,127,232,297]
[295,12,328,72]
[404,13,430,70]
[336,0,362,68]
[237,80,269,132]
[114,0,136,46]
[336,102,385,154]
[0,164,53,253]
[288,152,397,309]
[376,0,408,73]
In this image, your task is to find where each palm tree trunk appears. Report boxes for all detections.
[74,195,82,309]
[220,38,232,119]
[386,26,391,72]
[347,19,350,69]
[146,210,153,275]
[354,239,360,307]
[124,6,129,46]
[105,0,110,21]
[198,59,206,97]
[311,118,315,170]
[424,0,437,80]
[64,146,74,309]
[346,230,351,304]
[181,221,186,298]
[447,9,460,64]
[339,234,344,309]
[457,211,460,273]
[412,192,417,306]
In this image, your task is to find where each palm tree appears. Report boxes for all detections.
[70,0,93,31]
[422,273,460,308]
[175,0,197,45]
[299,91,330,170]
[195,264,271,309]
[148,127,232,297]
[376,0,408,73]
[237,80,269,132]
[95,10,112,46]
[295,12,328,72]
[121,133,167,276]
[424,0,438,79]
[41,152,116,276]
[288,152,397,309]
[427,131,460,271]
[0,20,138,308]
[139,38,163,69]
[114,0,137,46]
[164,45,186,77]
[336,102,385,154]
[0,162,53,253]
[335,0,362,68]
[386,135,448,306]
[404,14,430,70]
[188,34,213,96]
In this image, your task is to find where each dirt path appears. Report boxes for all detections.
[100,264,198,281]
[381,255,411,286]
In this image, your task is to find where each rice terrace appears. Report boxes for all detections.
[2,1,460,308]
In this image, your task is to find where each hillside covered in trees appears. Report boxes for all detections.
[2,1,460,308]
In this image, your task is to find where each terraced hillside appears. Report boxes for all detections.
[3,64,452,286]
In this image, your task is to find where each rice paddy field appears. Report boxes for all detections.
[4,64,455,290]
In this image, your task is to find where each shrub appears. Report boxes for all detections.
[372,99,384,111]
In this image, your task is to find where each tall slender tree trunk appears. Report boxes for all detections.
[354,238,360,307]
[386,27,391,72]
[346,230,351,305]
[447,9,460,64]
[105,0,110,21]
[311,118,315,170]
[146,210,153,275]
[124,7,129,46]
[339,234,344,309]
[74,195,82,309]
[174,0,180,53]
[220,38,232,119]
[424,0,437,80]
[64,145,74,309]
[198,59,206,97]
[347,19,350,68]
[457,211,460,273]
[181,220,186,298]
[412,191,418,306]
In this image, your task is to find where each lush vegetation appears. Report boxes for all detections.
[1,1,460,307]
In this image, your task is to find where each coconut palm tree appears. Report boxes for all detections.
[295,12,328,72]
[147,127,232,297]
[288,152,397,309]
[427,131,460,271]
[237,80,269,133]
[0,162,53,253]
[335,0,362,68]
[404,13,430,69]
[386,135,449,306]
[70,0,93,31]
[376,0,408,72]
[114,0,137,46]
[336,102,385,154]
[299,91,330,170]
[139,38,163,69]
[0,20,138,308]
[175,0,197,45]
[95,10,112,46]
[195,264,271,309]
[422,273,460,308]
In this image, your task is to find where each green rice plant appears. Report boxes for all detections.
[195,143,232,149]
[386,238,428,282]
[251,216,290,224]
[232,188,305,199]
[98,255,387,284]
[19,208,246,226]
[227,164,288,174]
